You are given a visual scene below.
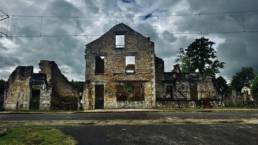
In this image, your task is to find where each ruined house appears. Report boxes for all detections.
[82,23,218,109]
[82,23,156,109]
[3,23,218,110]
[4,66,51,110]
[156,64,218,107]
[4,60,79,110]
[39,60,79,109]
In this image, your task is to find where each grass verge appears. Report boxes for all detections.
[0,127,77,145]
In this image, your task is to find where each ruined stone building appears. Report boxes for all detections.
[2,23,218,110]
[82,23,218,109]
[82,23,156,109]
[156,64,218,107]
[4,60,79,110]
[39,60,79,109]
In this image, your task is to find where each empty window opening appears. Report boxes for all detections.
[116,82,144,101]
[125,56,135,74]
[115,35,125,48]
[95,56,105,74]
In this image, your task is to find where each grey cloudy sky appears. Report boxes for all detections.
[0,0,258,81]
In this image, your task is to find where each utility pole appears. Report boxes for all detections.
[0,9,9,37]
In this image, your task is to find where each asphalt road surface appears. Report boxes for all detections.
[1,111,258,145]
[60,124,258,145]
[1,111,258,121]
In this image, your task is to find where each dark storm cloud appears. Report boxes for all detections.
[0,0,86,80]
[121,0,135,4]
[0,55,20,68]
[142,13,153,20]
[0,0,258,81]
[179,0,258,79]
[46,0,82,16]
[163,31,177,42]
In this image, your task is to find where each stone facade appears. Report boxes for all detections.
[4,66,52,110]
[82,23,219,110]
[155,57,165,100]
[4,66,34,110]
[4,61,79,110]
[82,23,156,109]
[39,60,79,110]
[30,73,52,110]
[3,23,219,110]
[157,64,218,106]
[39,60,79,98]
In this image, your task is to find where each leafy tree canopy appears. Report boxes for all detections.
[214,76,228,96]
[176,37,224,76]
[251,75,258,100]
[231,67,256,93]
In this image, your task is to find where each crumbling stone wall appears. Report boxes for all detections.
[4,60,78,111]
[39,60,79,110]
[83,23,156,109]
[39,87,52,110]
[155,57,165,99]
[30,74,52,110]
[175,81,191,100]
[39,60,79,98]
[197,76,217,100]
[4,66,33,110]
[4,67,52,110]
[158,64,218,107]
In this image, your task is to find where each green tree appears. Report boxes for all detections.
[177,37,225,76]
[176,48,191,73]
[231,67,256,93]
[214,76,228,98]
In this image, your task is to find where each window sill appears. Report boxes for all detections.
[125,72,136,75]
[95,73,104,75]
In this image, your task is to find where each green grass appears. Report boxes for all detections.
[0,127,77,145]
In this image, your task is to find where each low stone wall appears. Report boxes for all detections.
[156,101,196,108]
[156,100,222,108]
[116,101,145,108]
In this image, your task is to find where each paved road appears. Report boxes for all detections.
[1,112,258,145]
[60,124,258,145]
[1,111,258,121]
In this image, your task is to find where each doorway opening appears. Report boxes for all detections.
[30,89,40,110]
[95,85,104,109]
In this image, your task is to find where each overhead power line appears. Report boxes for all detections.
[1,9,258,38]
[4,30,258,38]
[8,9,258,18]
[0,9,9,20]
[0,9,9,37]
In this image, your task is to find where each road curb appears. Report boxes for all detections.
[1,108,258,114]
